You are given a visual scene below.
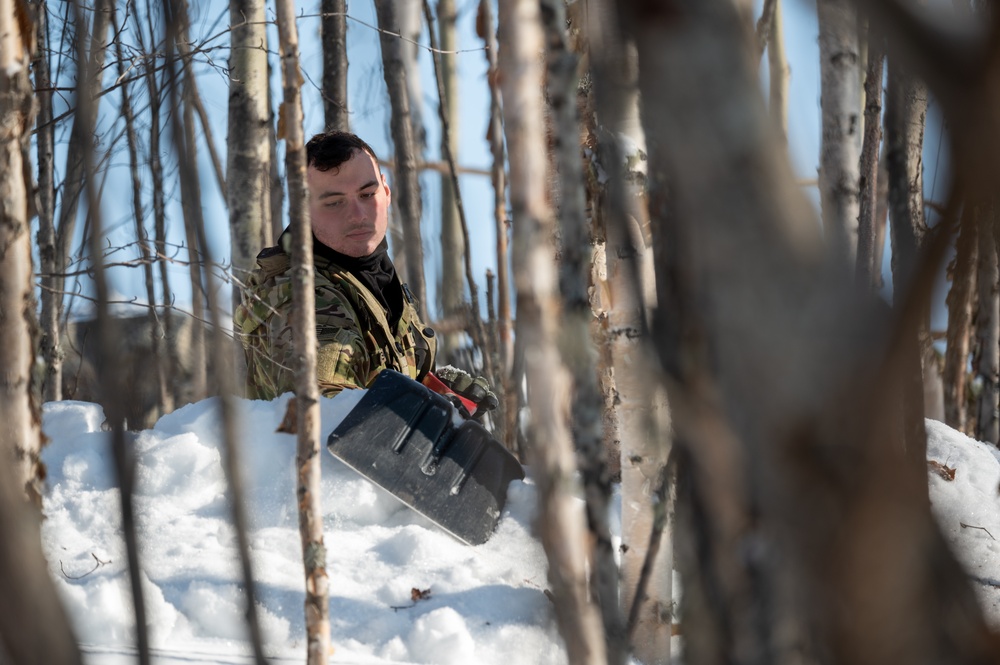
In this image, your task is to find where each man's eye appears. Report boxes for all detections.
[361,191,375,199]
[325,200,343,207]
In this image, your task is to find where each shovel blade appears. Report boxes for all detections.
[327,370,524,545]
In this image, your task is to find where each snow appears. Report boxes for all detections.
[926,420,1000,624]
[40,394,564,664]
[39,395,1000,664]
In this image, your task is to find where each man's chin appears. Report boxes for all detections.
[317,235,377,257]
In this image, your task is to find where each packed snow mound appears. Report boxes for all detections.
[40,394,563,665]
[926,419,1000,626]
[39,397,1000,664]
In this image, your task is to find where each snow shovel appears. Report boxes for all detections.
[326,369,524,545]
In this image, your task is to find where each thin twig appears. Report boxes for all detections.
[960,522,996,540]
[60,553,110,580]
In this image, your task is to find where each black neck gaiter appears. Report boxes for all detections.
[312,236,404,328]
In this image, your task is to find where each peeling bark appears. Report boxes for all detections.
[818,0,862,269]
[274,2,331,662]
[499,0,607,662]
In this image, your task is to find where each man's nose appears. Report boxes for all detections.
[346,197,365,221]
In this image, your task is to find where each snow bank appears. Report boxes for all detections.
[41,394,562,664]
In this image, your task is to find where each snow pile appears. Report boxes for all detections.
[39,394,1000,664]
[41,394,563,664]
[926,420,1000,625]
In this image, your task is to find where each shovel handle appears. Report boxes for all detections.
[422,372,478,417]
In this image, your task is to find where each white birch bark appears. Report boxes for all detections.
[584,1,671,661]
[228,0,270,303]
[438,0,463,358]
[274,2,331,662]
[498,1,607,662]
[1,0,40,505]
[767,0,790,149]
[817,0,861,269]
[541,1,628,662]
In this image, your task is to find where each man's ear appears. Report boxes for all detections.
[381,174,392,203]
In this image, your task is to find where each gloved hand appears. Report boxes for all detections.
[433,365,499,419]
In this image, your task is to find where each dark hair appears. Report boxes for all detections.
[305,130,380,172]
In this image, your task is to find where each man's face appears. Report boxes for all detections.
[307,149,391,258]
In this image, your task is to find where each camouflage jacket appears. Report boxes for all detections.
[233,236,437,400]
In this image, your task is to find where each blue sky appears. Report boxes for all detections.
[51,0,953,330]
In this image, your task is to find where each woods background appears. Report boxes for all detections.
[3,0,1000,664]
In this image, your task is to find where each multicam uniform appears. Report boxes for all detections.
[234,235,437,400]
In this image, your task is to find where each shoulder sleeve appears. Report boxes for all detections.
[236,277,295,400]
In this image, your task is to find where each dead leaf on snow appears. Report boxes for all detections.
[928,459,956,482]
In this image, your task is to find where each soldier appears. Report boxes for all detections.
[234,130,497,417]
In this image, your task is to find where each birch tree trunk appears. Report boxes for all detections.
[498,1,607,663]
[975,204,1000,444]
[754,0,777,61]
[375,0,428,314]
[228,0,270,312]
[2,0,40,506]
[0,8,82,657]
[767,0,789,149]
[438,0,464,359]
[541,2,627,662]
[275,3,331,662]
[321,0,348,130]
[817,0,861,269]
[34,0,60,402]
[584,1,672,661]
[856,32,884,289]
[885,59,929,462]
[943,208,977,433]
[886,63,929,294]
